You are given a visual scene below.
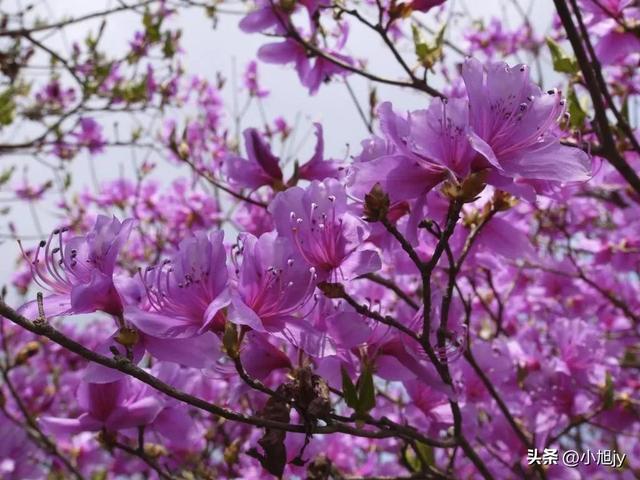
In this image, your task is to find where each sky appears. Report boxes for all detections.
[0,0,554,299]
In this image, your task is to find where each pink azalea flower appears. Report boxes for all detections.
[127,230,230,338]
[349,100,471,205]
[0,414,44,479]
[594,29,640,65]
[40,377,164,436]
[243,60,269,98]
[228,231,317,332]
[34,79,76,110]
[297,123,345,182]
[225,128,284,189]
[239,331,292,380]
[302,51,353,95]
[462,58,592,196]
[269,179,381,280]
[258,39,353,95]
[238,0,289,35]
[258,39,310,87]
[73,117,106,154]
[18,215,134,320]
[410,0,446,12]
[405,379,453,434]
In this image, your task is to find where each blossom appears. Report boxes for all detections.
[578,0,640,64]
[128,230,230,337]
[228,231,317,332]
[129,31,148,57]
[34,79,76,110]
[18,215,134,319]
[73,117,106,153]
[258,39,352,95]
[350,100,473,204]
[258,39,310,89]
[410,0,446,12]
[270,179,381,280]
[225,128,284,190]
[238,0,289,35]
[0,414,44,479]
[353,58,592,207]
[244,60,269,98]
[297,123,344,182]
[239,331,292,380]
[302,51,353,95]
[226,123,342,190]
[40,377,163,436]
[461,58,591,195]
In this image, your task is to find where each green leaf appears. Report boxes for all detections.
[567,86,587,129]
[412,24,445,70]
[414,442,435,467]
[341,366,358,410]
[222,319,239,359]
[356,366,375,414]
[602,371,615,409]
[0,88,16,126]
[143,9,162,43]
[619,96,630,126]
[546,37,578,74]
[0,166,15,187]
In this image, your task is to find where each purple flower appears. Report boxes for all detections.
[258,39,352,95]
[129,31,148,57]
[40,377,163,436]
[228,231,317,332]
[462,58,591,194]
[73,118,106,154]
[353,58,592,206]
[349,100,470,204]
[302,51,353,95]
[244,60,269,98]
[18,216,134,320]
[128,230,230,338]
[34,80,76,110]
[239,0,289,35]
[578,0,640,64]
[258,39,310,87]
[410,0,446,12]
[297,123,344,182]
[270,179,381,280]
[239,331,292,380]
[225,128,284,190]
[0,414,44,479]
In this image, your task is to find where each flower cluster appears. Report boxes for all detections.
[1,0,640,479]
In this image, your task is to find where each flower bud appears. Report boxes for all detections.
[224,440,240,466]
[278,0,296,13]
[177,141,190,160]
[144,443,168,458]
[115,327,139,348]
[222,321,240,359]
[363,183,390,222]
[318,281,346,299]
[442,170,488,203]
[492,190,517,211]
[15,341,40,365]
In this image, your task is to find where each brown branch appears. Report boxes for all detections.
[0,300,452,448]
[357,272,419,310]
[0,1,157,37]
[554,0,640,196]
